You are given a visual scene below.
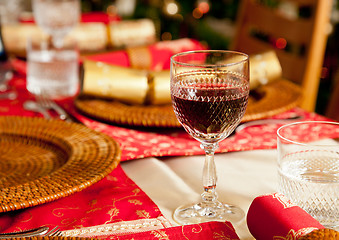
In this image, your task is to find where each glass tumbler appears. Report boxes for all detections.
[277,121,339,230]
[26,38,79,99]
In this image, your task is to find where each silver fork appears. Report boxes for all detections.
[36,94,69,121]
[0,226,62,238]
[23,100,52,120]
[45,226,63,237]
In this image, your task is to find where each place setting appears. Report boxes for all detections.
[0,0,338,239]
[0,0,119,219]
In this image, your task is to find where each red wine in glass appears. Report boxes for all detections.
[172,71,249,143]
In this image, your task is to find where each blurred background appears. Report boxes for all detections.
[0,0,338,117]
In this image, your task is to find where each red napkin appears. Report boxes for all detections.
[81,12,121,24]
[20,12,120,24]
[247,193,324,239]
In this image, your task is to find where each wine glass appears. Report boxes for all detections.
[32,0,80,48]
[170,50,250,225]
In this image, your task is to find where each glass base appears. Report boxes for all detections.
[173,200,245,225]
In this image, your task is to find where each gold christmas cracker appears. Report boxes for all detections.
[249,50,282,90]
[82,51,282,105]
[217,50,281,90]
[2,23,107,56]
[82,60,148,105]
[147,70,171,105]
[108,19,156,48]
[66,23,108,52]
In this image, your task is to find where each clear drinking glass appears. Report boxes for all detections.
[26,38,79,99]
[277,121,339,230]
[32,0,80,48]
[170,50,250,225]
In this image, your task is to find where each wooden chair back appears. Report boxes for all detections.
[231,0,333,112]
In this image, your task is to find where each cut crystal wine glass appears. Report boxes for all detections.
[170,50,250,225]
[32,0,80,48]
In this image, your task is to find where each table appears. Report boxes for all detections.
[0,65,333,239]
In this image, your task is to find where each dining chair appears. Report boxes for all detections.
[231,0,333,112]
[325,71,339,121]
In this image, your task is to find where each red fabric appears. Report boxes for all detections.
[66,105,333,162]
[81,12,121,24]
[247,193,324,239]
[85,50,131,67]
[0,165,162,232]
[20,12,120,24]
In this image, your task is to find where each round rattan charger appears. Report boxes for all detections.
[0,116,120,212]
[75,79,302,127]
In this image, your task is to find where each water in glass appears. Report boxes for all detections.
[27,48,79,99]
[279,151,339,229]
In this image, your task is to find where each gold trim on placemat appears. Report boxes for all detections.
[0,116,121,212]
[75,79,302,127]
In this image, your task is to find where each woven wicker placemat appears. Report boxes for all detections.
[75,79,302,127]
[299,228,339,240]
[0,116,120,213]
[242,78,302,122]
[75,97,180,127]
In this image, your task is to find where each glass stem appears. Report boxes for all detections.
[201,143,219,203]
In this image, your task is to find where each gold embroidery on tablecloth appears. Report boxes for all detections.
[136,210,151,219]
[89,199,97,207]
[106,175,118,181]
[86,207,103,214]
[272,192,296,209]
[181,224,203,240]
[107,207,119,218]
[52,207,80,217]
[150,229,169,239]
[213,231,232,239]
[18,211,33,223]
[273,228,318,240]
[191,224,203,234]
[132,188,141,194]
[128,199,143,205]
[60,218,78,226]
